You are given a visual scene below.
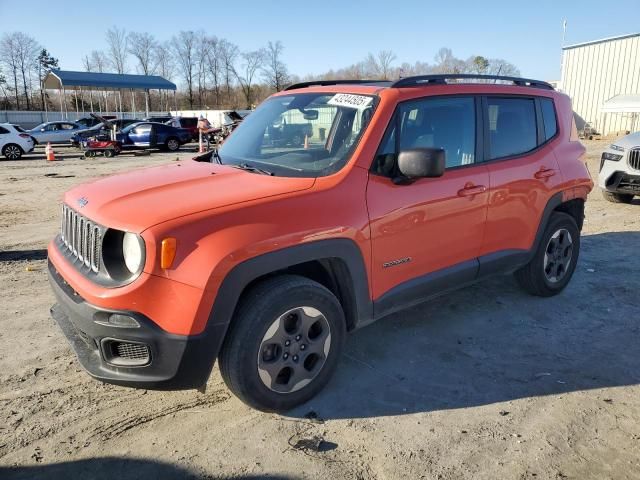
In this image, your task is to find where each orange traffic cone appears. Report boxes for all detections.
[303,134,309,150]
[46,142,56,161]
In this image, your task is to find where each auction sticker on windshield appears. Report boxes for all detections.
[327,93,373,109]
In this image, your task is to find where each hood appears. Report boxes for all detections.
[64,161,315,232]
[613,132,640,148]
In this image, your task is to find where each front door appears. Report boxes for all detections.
[367,96,489,309]
[128,123,152,147]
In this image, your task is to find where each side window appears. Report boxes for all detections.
[133,124,152,135]
[60,123,76,130]
[45,124,58,131]
[540,98,558,141]
[0,126,9,134]
[487,97,537,160]
[373,96,476,175]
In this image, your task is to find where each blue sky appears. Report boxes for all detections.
[1,0,638,81]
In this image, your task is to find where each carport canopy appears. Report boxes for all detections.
[43,69,176,92]
[602,94,640,113]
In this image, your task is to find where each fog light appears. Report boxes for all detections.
[107,313,140,328]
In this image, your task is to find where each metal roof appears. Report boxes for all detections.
[563,32,640,50]
[602,94,640,113]
[43,69,176,91]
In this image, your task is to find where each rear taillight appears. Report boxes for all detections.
[19,133,30,139]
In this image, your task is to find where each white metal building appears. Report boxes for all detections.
[561,32,640,135]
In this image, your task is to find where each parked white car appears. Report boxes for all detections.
[29,121,83,144]
[599,132,640,203]
[0,123,35,160]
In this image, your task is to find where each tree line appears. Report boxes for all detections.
[0,28,520,113]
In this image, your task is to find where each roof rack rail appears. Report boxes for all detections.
[284,79,389,91]
[390,74,554,90]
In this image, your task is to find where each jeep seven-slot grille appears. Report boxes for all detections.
[629,148,640,171]
[60,204,102,272]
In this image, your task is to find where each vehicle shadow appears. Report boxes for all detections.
[0,457,297,480]
[289,231,640,419]
[0,249,48,262]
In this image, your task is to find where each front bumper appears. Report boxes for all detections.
[48,260,224,390]
[600,170,640,195]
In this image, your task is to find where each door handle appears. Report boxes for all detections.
[534,168,556,179]
[458,184,487,197]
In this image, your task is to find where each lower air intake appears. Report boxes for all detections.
[102,339,151,367]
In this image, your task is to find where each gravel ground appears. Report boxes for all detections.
[0,142,639,480]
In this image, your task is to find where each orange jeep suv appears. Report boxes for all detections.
[48,75,593,412]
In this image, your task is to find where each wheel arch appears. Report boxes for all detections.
[205,239,373,339]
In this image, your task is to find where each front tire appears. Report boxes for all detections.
[515,212,580,297]
[602,190,634,203]
[219,275,346,412]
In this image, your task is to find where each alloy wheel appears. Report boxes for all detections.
[257,306,331,394]
[4,145,21,160]
[543,228,573,283]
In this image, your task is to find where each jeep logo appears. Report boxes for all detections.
[77,197,88,208]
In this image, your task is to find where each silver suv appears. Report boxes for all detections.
[599,132,640,203]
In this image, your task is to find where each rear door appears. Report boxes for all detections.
[479,96,563,265]
[367,95,489,304]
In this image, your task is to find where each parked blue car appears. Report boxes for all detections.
[116,122,192,151]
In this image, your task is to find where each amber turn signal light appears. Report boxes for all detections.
[160,237,177,269]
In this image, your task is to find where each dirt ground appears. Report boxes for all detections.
[0,142,639,480]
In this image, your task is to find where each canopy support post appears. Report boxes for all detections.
[131,89,136,119]
[74,88,79,118]
[173,90,177,115]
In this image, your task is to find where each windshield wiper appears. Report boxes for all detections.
[231,163,275,176]
[212,149,223,164]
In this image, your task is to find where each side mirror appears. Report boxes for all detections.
[40,128,46,132]
[397,148,445,180]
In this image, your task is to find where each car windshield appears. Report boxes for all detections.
[217,92,376,177]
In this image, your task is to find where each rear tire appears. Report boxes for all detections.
[218,275,346,412]
[166,137,180,152]
[104,149,115,158]
[602,190,634,203]
[2,144,23,160]
[515,212,580,297]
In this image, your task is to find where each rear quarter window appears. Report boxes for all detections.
[540,98,558,141]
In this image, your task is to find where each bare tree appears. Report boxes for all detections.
[128,32,157,75]
[195,32,209,107]
[262,40,289,92]
[234,49,265,108]
[0,33,21,108]
[106,27,128,73]
[172,31,198,108]
[204,36,222,106]
[218,39,239,100]
[155,42,174,111]
[376,50,396,79]
[90,50,108,73]
[128,32,158,113]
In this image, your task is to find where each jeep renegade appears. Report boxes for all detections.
[48,74,593,412]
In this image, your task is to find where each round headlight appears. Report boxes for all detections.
[122,232,144,273]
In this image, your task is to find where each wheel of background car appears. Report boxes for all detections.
[83,151,92,159]
[218,275,346,412]
[166,138,180,151]
[514,212,580,297]
[602,191,634,204]
[2,144,23,160]
[104,149,115,158]
[291,133,303,147]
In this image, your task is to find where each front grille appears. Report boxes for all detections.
[60,204,102,272]
[629,148,640,171]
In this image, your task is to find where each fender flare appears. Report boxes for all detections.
[205,238,373,335]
